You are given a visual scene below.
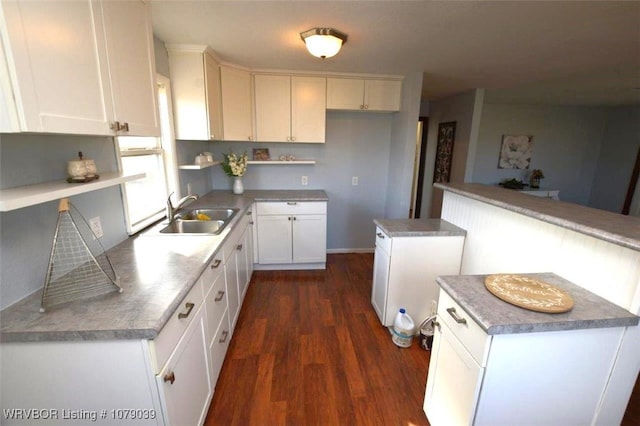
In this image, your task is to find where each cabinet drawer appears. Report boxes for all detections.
[256,201,326,215]
[223,211,250,261]
[437,289,490,366]
[375,227,392,253]
[152,280,205,373]
[204,271,227,344]
[201,252,224,296]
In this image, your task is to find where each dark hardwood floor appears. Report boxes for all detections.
[205,253,431,425]
[205,252,640,425]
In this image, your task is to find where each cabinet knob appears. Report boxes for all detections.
[249,221,254,225]
[119,122,129,132]
[376,232,385,239]
[219,330,229,343]
[446,307,467,324]
[293,216,297,221]
[236,244,243,251]
[163,372,175,385]
[360,105,365,110]
[246,211,252,216]
[110,121,120,131]
[211,259,222,269]
[364,105,369,110]
[248,136,253,141]
[177,302,195,319]
[214,290,225,302]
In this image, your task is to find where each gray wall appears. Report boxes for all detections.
[182,111,394,251]
[0,134,127,309]
[385,72,424,219]
[420,89,483,218]
[589,105,640,212]
[473,103,608,205]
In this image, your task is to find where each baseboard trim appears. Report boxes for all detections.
[326,248,375,254]
[253,263,326,271]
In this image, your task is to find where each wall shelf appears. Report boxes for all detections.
[178,161,220,170]
[247,160,316,165]
[0,172,146,212]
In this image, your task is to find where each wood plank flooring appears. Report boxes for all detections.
[205,253,431,425]
[206,252,640,425]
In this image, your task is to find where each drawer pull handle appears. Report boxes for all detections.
[433,320,441,331]
[287,202,297,205]
[219,330,229,343]
[214,291,225,302]
[249,221,254,225]
[288,217,291,221]
[163,372,175,385]
[376,232,385,239]
[246,211,252,216]
[211,259,222,269]
[236,244,243,251]
[178,302,195,319]
[446,307,467,324]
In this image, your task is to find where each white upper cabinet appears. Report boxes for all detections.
[220,65,253,141]
[98,0,159,137]
[326,77,402,112]
[167,45,223,140]
[0,0,158,137]
[254,74,326,143]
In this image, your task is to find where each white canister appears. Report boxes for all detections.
[67,160,87,179]
[84,159,97,177]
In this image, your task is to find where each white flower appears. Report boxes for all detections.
[222,152,248,177]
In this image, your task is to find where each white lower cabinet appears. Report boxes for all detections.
[0,207,254,426]
[255,201,327,270]
[371,226,465,326]
[156,306,211,426]
[424,289,627,426]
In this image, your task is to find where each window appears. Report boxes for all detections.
[117,75,178,234]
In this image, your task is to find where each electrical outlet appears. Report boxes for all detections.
[430,300,438,316]
[187,183,192,195]
[301,176,308,186]
[89,216,103,239]
[352,176,359,186]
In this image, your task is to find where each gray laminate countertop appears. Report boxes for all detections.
[437,273,639,335]
[374,218,466,237]
[0,189,328,342]
[434,183,640,251]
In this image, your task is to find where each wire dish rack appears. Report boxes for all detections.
[40,198,122,312]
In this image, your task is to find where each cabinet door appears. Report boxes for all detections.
[257,215,293,264]
[254,74,291,142]
[167,49,208,140]
[326,77,365,110]
[220,65,253,141]
[291,76,326,143]
[204,52,223,140]
[225,254,240,332]
[424,321,484,426]
[371,244,390,324]
[235,227,250,303]
[364,79,402,112]
[157,307,212,426]
[292,214,326,263]
[0,0,112,135]
[99,0,159,136]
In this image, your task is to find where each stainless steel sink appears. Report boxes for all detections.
[175,208,237,221]
[159,208,239,235]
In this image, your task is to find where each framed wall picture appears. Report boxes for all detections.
[433,121,456,183]
[252,148,270,161]
[498,135,533,169]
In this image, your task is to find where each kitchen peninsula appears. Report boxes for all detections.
[433,182,640,425]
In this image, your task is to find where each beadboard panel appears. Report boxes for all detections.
[441,192,640,314]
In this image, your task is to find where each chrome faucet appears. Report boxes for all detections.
[166,192,199,222]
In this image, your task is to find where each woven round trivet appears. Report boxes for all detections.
[484,274,574,313]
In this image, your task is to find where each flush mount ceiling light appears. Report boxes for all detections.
[300,27,348,59]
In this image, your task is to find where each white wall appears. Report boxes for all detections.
[589,105,640,212]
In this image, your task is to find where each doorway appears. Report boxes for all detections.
[410,116,429,218]
[622,146,640,217]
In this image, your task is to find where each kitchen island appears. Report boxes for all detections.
[0,189,327,425]
[434,182,640,425]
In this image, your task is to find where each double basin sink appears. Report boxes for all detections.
[160,208,239,235]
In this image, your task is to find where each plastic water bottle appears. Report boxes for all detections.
[392,308,415,348]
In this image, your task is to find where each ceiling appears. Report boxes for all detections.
[150,1,640,106]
